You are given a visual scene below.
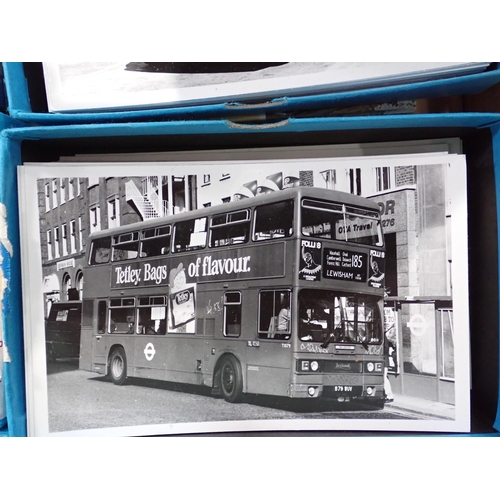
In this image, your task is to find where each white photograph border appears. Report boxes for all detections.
[18,151,470,436]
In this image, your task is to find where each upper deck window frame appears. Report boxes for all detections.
[111,231,140,262]
[301,198,383,247]
[209,208,251,248]
[173,216,208,253]
[140,224,172,257]
[252,199,294,242]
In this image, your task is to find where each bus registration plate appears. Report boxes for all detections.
[334,385,353,392]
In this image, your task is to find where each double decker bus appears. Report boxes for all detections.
[80,186,386,406]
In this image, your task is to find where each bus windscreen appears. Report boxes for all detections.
[298,289,382,346]
[301,199,383,247]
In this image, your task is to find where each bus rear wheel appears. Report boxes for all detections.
[220,356,243,403]
[109,347,127,385]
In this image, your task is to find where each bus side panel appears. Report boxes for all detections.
[79,299,94,372]
[133,336,168,378]
[132,336,204,385]
[168,337,205,385]
[79,326,93,371]
[200,289,223,387]
[245,341,293,397]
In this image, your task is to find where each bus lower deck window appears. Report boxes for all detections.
[109,298,136,334]
[137,296,167,335]
[258,290,291,340]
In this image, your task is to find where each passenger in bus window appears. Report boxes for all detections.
[298,304,314,341]
[277,294,290,332]
[127,316,134,333]
[94,246,110,264]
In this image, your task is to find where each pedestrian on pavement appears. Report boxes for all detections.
[384,326,396,403]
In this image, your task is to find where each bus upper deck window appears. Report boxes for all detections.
[140,225,171,257]
[253,200,294,241]
[210,209,250,247]
[89,236,111,265]
[173,217,207,252]
[112,232,139,261]
[301,199,383,246]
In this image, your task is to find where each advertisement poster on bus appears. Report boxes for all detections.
[17,145,471,437]
[168,263,196,331]
[299,240,322,281]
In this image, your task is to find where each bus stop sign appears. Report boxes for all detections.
[407,314,427,337]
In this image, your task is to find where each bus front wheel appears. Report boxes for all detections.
[220,356,243,403]
[109,347,127,385]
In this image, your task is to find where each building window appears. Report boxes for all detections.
[62,224,68,256]
[45,183,51,212]
[87,176,99,189]
[47,230,53,260]
[76,271,84,300]
[202,174,211,186]
[375,167,391,192]
[54,226,60,258]
[221,196,231,204]
[439,309,455,380]
[90,205,101,233]
[108,197,120,228]
[402,303,437,377]
[52,179,58,208]
[60,179,66,204]
[70,220,77,254]
[78,216,84,251]
[68,179,75,200]
[321,169,337,190]
[62,273,72,301]
[349,168,362,196]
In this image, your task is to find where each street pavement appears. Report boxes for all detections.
[386,394,455,420]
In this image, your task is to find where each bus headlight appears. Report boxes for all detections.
[301,360,310,371]
[308,386,317,396]
[310,361,319,372]
[366,362,375,372]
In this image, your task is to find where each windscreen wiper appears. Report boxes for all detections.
[320,322,343,349]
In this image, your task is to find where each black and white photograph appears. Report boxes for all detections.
[18,150,470,436]
[41,62,491,112]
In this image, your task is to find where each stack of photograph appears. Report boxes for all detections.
[2,61,500,442]
[18,140,471,436]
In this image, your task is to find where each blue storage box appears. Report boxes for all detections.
[2,110,500,436]
[2,61,500,436]
[4,62,500,123]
